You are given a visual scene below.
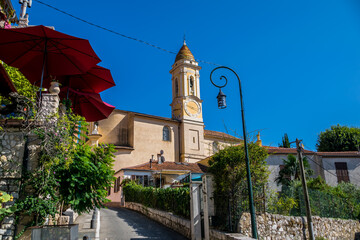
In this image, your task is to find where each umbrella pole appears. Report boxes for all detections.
[39,39,47,100]
[66,78,71,99]
[67,87,70,99]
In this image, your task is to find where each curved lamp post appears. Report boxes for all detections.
[210,66,258,239]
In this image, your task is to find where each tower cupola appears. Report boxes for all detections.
[175,41,195,63]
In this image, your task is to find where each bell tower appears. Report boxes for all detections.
[170,40,203,122]
[170,41,205,163]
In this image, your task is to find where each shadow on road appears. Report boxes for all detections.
[102,207,187,240]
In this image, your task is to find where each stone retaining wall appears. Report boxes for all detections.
[125,202,254,240]
[0,130,26,240]
[0,128,41,240]
[239,212,360,240]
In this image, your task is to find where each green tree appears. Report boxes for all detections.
[208,143,269,231]
[55,144,116,213]
[275,154,313,187]
[14,114,116,227]
[279,133,291,148]
[316,124,360,152]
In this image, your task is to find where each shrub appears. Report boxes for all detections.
[268,179,360,220]
[123,181,190,219]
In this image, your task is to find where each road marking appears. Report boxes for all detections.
[96,209,100,239]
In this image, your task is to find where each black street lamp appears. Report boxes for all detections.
[210,66,258,239]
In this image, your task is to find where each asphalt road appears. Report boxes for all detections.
[99,207,188,240]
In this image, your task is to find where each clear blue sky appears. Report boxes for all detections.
[20,0,360,150]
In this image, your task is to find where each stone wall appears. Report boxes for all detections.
[239,212,360,240]
[125,202,254,240]
[0,128,41,240]
[0,129,26,240]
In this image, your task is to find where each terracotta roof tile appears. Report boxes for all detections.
[262,146,315,154]
[175,43,195,62]
[316,151,360,157]
[204,129,241,142]
[122,161,208,173]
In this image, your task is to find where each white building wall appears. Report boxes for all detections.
[321,157,360,187]
[266,153,321,192]
[266,154,289,192]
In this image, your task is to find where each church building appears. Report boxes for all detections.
[90,41,241,203]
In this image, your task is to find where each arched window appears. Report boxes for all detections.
[175,79,179,97]
[189,76,195,95]
[163,126,171,141]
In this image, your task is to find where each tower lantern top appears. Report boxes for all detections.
[175,42,195,63]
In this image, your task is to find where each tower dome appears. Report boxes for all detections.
[175,41,195,63]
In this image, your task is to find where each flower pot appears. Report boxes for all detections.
[49,81,60,94]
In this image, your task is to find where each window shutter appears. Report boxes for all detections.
[335,162,350,183]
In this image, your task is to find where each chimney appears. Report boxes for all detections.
[150,155,154,169]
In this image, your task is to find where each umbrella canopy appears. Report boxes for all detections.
[0,63,17,97]
[48,65,115,93]
[60,87,115,122]
[0,25,101,89]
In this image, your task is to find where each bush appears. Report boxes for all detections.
[123,181,190,219]
[267,179,360,220]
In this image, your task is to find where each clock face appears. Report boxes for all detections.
[185,100,201,117]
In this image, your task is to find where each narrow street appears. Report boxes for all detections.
[99,207,188,240]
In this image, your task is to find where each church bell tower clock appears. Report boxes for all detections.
[170,41,205,163]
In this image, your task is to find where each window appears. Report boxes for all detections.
[144,175,149,186]
[175,79,179,97]
[114,177,121,193]
[335,162,350,183]
[163,126,170,141]
[114,179,117,193]
[189,76,195,95]
[113,127,128,146]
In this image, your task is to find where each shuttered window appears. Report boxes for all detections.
[335,162,350,183]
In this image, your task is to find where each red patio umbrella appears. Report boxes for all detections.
[0,63,17,97]
[42,65,115,94]
[60,87,115,122]
[0,25,101,93]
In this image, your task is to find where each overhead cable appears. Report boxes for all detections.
[33,0,221,66]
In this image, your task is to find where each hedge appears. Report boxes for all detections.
[123,181,190,219]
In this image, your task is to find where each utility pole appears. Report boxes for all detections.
[296,138,315,240]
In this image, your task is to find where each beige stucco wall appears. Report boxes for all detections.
[96,109,241,202]
[203,138,236,157]
[97,110,180,172]
[97,110,181,202]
